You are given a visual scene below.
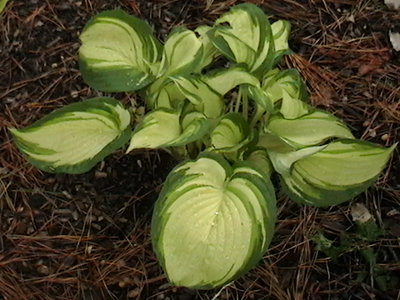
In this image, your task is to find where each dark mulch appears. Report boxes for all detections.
[0,0,399,299]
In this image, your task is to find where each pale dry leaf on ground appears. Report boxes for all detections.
[384,0,400,10]
[389,31,400,51]
[351,203,374,223]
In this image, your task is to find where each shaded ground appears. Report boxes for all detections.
[0,0,399,299]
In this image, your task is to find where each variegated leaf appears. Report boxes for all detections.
[211,113,252,153]
[158,27,203,76]
[10,98,131,174]
[266,110,354,148]
[280,140,396,206]
[152,152,276,288]
[127,109,209,151]
[79,10,161,92]
[210,3,275,75]
[172,67,260,118]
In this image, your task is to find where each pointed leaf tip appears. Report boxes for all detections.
[281,140,396,206]
[11,97,131,174]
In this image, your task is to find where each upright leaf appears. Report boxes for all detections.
[145,28,204,109]
[145,79,186,109]
[172,67,260,118]
[171,75,224,118]
[171,112,210,146]
[262,69,309,119]
[262,69,307,102]
[79,10,161,92]
[195,26,220,69]
[10,98,131,174]
[211,113,252,153]
[271,20,291,65]
[280,89,309,119]
[210,3,274,75]
[244,147,273,177]
[247,85,275,113]
[152,153,276,289]
[158,27,203,76]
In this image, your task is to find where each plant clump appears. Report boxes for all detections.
[9,3,396,289]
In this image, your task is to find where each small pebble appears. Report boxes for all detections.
[37,264,49,275]
[95,171,108,178]
[127,288,141,298]
[85,245,93,255]
[368,129,376,137]
[72,210,79,221]
[70,90,79,98]
[61,190,72,199]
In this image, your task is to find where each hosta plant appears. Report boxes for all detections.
[10,3,396,289]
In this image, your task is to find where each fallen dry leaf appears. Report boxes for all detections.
[389,31,400,51]
[351,203,374,224]
[384,0,400,10]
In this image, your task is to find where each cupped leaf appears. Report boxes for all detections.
[244,147,273,177]
[211,113,251,152]
[127,109,180,151]
[262,69,307,102]
[158,27,203,76]
[281,170,374,207]
[268,145,327,176]
[169,112,210,146]
[280,89,309,119]
[171,75,224,118]
[10,97,131,174]
[266,110,354,148]
[195,26,220,69]
[152,152,276,289]
[271,20,291,65]
[281,140,396,206]
[262,69,309,119]
[79,10,161,92]
[144,28,204,108]
[295,140,396,188]
[210,3,274,75]
[127,109,209,151]
[172,67,260,118]
[247,86,275,113]
[145,78,186,109]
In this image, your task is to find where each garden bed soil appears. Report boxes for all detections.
[0,0,399,299]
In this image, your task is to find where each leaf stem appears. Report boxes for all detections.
[234,87,242,113]
[250,105,265,128]
[242,87,248,120]
[170,146,189,161]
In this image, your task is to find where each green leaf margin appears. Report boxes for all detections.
[10,97,132,174]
